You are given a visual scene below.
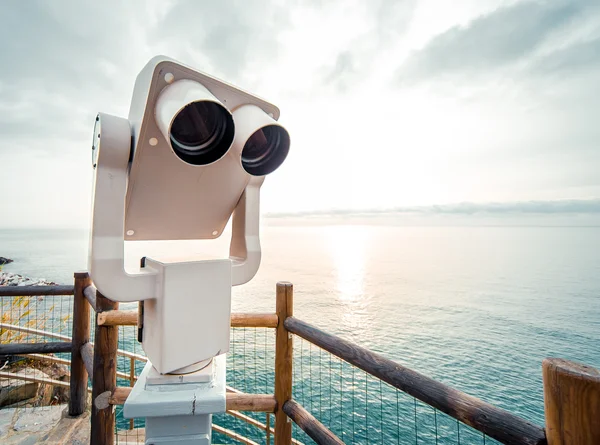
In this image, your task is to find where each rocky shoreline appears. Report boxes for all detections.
[0,271,58,287]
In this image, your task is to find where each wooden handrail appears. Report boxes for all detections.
[283,400,344,445]
[213,424,261,445]
[108,386,277,412]
[231,313,278,328]
[226,393,277,412]
[96,309,279,328]
[0,323,146,362]
[285,316,547,445]
[0,341,72,355]
[16,353,134,382]
[0,323,71,341]
[0,285,74,296]
[0,370,91,392]
[97,309,137,326]
[18,353,71,367]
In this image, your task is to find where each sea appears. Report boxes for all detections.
[1,222,599,443]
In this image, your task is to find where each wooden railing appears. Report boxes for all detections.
[74,273,283,445]
[1,275,600,445]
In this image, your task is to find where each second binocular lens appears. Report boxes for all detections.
[241,125,290,176]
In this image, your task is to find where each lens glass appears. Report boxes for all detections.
[241,125,290,176]
[170,101,234,165]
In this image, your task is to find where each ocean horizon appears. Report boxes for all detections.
[1,221,599,441]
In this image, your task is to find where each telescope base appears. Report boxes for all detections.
[123,355,226,444]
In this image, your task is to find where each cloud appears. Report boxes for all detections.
[267,199,600,217]
[396,1,592,84]
[153,0,291,85]
[0,1,159,153]
[1,0,600,229]
[316,0,418,92]
[532,36,600,76]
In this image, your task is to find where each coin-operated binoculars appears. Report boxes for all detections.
[88,56,290,445]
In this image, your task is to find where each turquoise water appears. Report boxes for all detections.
[1,224,599,442]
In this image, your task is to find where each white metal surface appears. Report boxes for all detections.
[146,359,213,385]
[141,257,231,374]
[124,356,226,418]
[124,357,226,445]
[89,112,265,297]
[88,55,291,444]
[89,112,259,370]
[125,56,280,242]
[88,113,157,302]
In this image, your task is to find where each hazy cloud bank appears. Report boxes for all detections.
[267,199,600,217]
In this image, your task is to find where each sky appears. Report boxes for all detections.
[1,0,599,228]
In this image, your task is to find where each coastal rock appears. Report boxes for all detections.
[40,362,70,404]
[12,404,63,433]
[0,369,52,407]
[0,257,13,265]
[0,272,58,287]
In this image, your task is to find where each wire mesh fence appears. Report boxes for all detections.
[291,337,502,445]
[212,327,276,445]
[0,292,513,444]
[114,326,277,445]
[0,293,73,410]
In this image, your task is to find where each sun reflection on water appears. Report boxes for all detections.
[326,225,370,302]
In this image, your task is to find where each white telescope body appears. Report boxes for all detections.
[89,56,290,374]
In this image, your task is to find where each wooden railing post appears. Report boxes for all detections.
[91,290,119,445]
[543,358,600,445]
[275,282,293,445]
[69,271,92,416]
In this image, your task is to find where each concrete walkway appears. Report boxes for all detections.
[0,405,90,444]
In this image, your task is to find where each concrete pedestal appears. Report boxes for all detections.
[124,356,226,445]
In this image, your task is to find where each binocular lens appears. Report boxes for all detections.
[241,125,290,176]
[170,101,234,165]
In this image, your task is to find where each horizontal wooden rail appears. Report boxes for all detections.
[283,399,344,445]
[228,410,269,431]
[18,353,71,367]
[225,411,304,445]
[0,323,71,342]
[83,285,97,312]
[0,341,72,355]
[285,317,547,445]
[16,353,133,382]
[0,370,78,390]
[109,386,276,412]
[97,309,279,328]
[231,313,278,328]
[97,309,136,326]
[227,393,277,412]
[0,323,146,362]
[0,285,74,297]
[109,387,132,405]
[213,424,261,445]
